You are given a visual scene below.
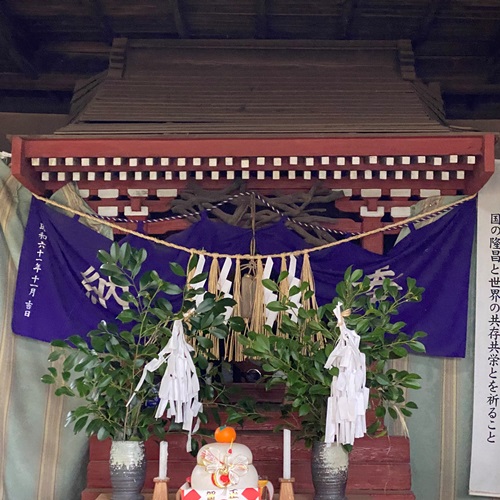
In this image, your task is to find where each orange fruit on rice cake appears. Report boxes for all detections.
[214,425,237,443]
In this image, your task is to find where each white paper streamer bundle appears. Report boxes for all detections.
[127,319,202,451]
[324,303,369,446]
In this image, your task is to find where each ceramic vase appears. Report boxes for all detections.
[109,440,146,500]
[311,442,349,500]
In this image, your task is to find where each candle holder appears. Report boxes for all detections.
[279,477,295,500]
[152,477,170,500]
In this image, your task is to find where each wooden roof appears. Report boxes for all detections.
[1,0,500,120]
[55,39,449,137]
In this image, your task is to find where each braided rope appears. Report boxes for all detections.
[74,189,462,238]
[32,191,476,259]
[93,191,255,223]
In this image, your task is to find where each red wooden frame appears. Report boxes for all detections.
[9,133,496,254]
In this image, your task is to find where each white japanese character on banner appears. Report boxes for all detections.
[358,265,403,302]
[366,265,402,291]
[80,266,130,309]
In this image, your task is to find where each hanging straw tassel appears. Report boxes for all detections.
[240,273,256,320]
[300,253,317,310]
[279,255,288,295]
[208,257,220,295]
[186,252,198,284]
[206,256,221,358]
[250,257,265,335]
[276,255,289,335]
[225,258,244,362]
[300,252,323,345]
[232,258,242,318]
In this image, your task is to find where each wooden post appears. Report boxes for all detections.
[152,477,169,500]
[278,477,295,500]
[361,217,384,254]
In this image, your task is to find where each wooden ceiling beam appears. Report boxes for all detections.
[0,5,37,79]
[255,0,268,39]
[440,82,500,95]
[170,0,189,39]
[0,72,89,91]
[413,0,448,47]
[488,58,500,83]
[39,41,112,59]
[83,0,114,44]
[339,0,357,40]
[487,24,500,83]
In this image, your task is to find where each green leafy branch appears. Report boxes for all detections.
[239,267,427,447]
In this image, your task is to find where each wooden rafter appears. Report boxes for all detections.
[170,0,189,39]
[487,25,500,83]
[0,4,37,79]
[0,72,89,91]
[489,60,500,84]
[255,0,268,39]
[84,0,114,44]
[413,0,448,46]
[339,0,357,40]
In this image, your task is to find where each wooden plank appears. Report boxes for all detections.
[86,459,411,492]
[170,0,189,38]
[412,0,447,46]
[88,434,409,464]
[31,159,475,172]
[0,4,38,78]
[82,0,114,44]
[126,39,399,51]
[339,0,356,40]
[255,0,268,39]
[88,493,414,500]
[16,135,490,159]
[0,72,89,91]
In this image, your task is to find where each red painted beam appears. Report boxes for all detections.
[13,134,492,158]
[10,136,45,194]
[465,133,496,194]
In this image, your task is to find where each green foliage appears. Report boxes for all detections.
[42,242,235,441]
[239,267,426,448]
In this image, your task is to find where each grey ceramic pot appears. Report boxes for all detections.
[311,442,349,500]
[109,440,146,500]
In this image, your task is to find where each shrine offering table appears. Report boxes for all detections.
[95,494,412,500]
[82,406,414,500]
[94,495,317,500]
[83,422,415,500]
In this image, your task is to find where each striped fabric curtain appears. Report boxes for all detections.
[400,197,478,500]
[0,159,111,500]
[0,156,484,499]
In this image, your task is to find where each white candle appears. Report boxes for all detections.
[283,429,291,479]
[159,441,168,479]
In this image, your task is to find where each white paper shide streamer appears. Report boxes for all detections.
[263,257,279,327]
[191,254,207,307]
[287,255,301,321]
[127,319,202,452]
[217,257,234,321]
[324,303,369,446]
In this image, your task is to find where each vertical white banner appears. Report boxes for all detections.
[470,160,500,497]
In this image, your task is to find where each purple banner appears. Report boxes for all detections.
[12,197,476,357]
